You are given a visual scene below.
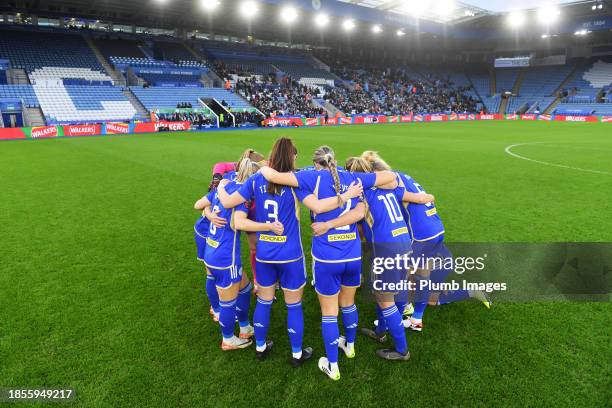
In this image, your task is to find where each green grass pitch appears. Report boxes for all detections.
[1,121,610,407]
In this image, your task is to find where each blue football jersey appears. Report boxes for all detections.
[223,170,237,181]
[396,172,444,242]
[203,182,249,269]
[238,173,307,263]
[194,215,210,239]
[295,169,377,262]
[360,186,411,248]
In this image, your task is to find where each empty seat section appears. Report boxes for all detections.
[34,85,137,123]
[0,84,40,107]
[131,87,253,111]
[0,29,106,76]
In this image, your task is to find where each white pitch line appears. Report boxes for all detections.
[504,142,612,176]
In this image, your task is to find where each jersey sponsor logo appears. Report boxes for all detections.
[327,232,357,242]
[426,208,438,216]
[206,237,219,248]
[391,226,409,237]
[259,234,287,243]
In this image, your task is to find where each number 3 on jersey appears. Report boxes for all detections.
[264,199,279,223]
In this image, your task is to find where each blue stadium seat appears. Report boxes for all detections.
[0,29,105,75]
[131,87,254,111]
[0,84,40,107]
[34,85,137,124]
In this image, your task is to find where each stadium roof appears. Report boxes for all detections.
[337,0,590,23]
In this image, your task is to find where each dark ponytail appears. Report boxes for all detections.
[268,137,297,195]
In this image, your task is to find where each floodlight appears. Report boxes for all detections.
[280,6,298,23]
[342,19,355,31]
[537,6,560,24]
[201,0,220,12]
[314,13,329,28]
[372,24,382,34]
[507,11,525,28]
[240,1,259,18]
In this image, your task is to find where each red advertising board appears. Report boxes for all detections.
[133,122,157,133]
[388,116,399,123]
[305,118,319,126]
[263,117,303,127]
[64,124,102,137]
[477,114,502,120]
[520,114,537,121]
[413,114,423,122]
[157,121,191,131]
[400,114,413,123]
[106,122,130,134]
[0,128,27,140]
[340,117,352,125]
[30,125,59,139]
[538,114,552,121]
[602,116,612,123]
[554,115,598,122]
[506,114,518,120]
[426,114,448,122]
[325,118,337,125]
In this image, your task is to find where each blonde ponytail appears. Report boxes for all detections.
[361,150,391,171]
[235,158,260,183]
[313,146,341,196]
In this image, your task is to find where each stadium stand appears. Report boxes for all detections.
[236,77,324,117]
[561,59,609,102]
[0,22,609,126]
[0,84,40,107]
[273,62,337,82]
[94,38,146,60]
[554,103,612,115]
[34,85,137,124]
[29,67,113,86]
[153,41,199,63]
[137,73,203,87]
[109,57,167,68]
[0,28,109,83]
[556,58,612,114]
[495,68,521,93]
[506,64,575,113]
[131,87,252,111]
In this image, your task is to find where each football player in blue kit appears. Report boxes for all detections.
[260,145,397,381]
[201,158,280,351]
[217,138,363,366]
[361,151,490,333]
[329,157,434,361]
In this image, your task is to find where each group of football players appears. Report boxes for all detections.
[193,137,489,381]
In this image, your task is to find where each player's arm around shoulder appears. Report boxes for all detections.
[234,210,284,235]
[311,202,366,237]
[260,166,299,187]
